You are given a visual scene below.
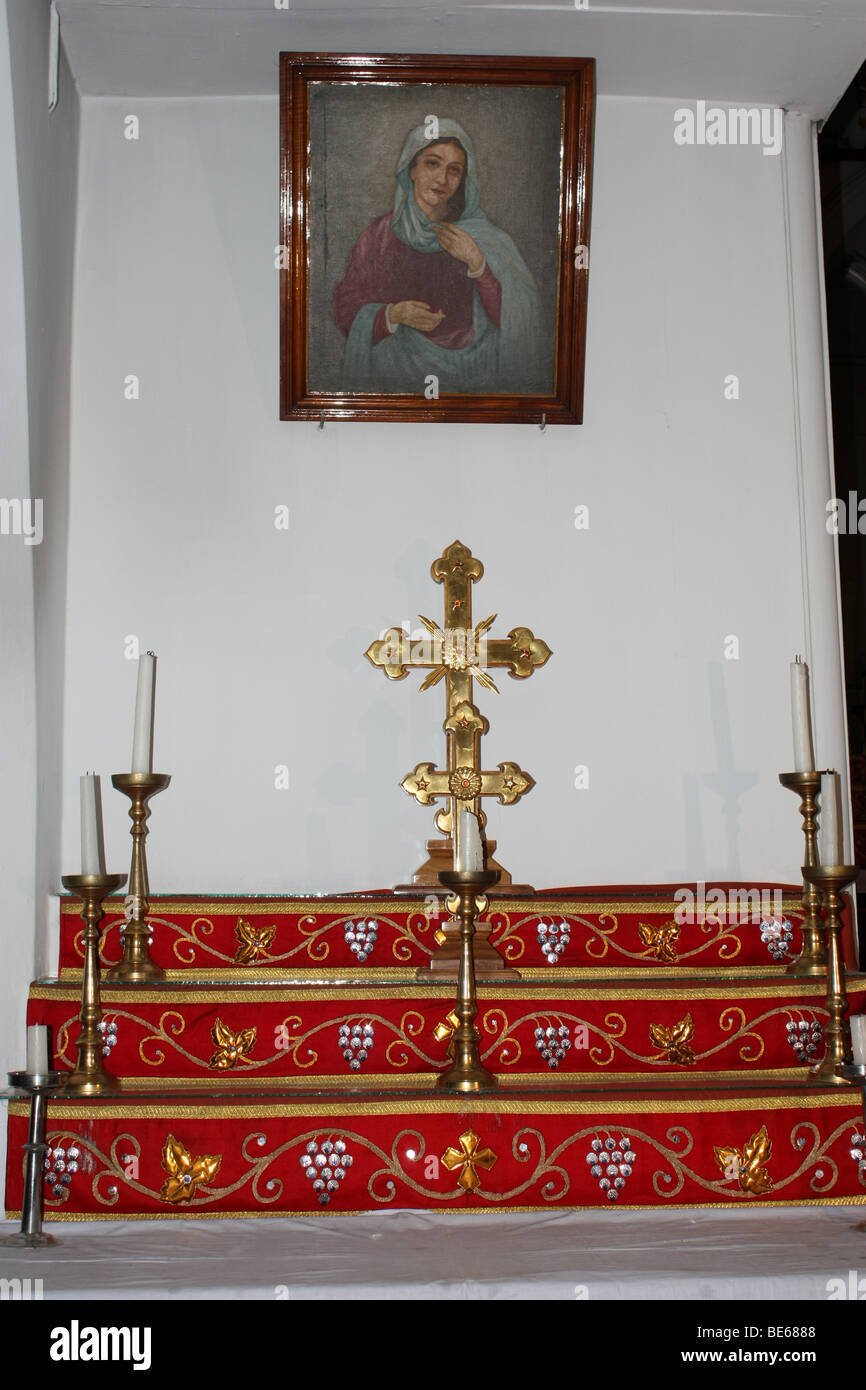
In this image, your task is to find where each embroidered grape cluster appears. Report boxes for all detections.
[97,1019,118,1057]
[585,1136,637,1201]
[534,1024,571,1069]
[786,1018,823,1062]
[44,1145,80,1197]
[760,917,794,961]
[537,920,570,965]
[299,1138,354,1206]
[339,1021,374,1071]
[344,920,378,963]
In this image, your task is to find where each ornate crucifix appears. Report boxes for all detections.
[365,540,551,895]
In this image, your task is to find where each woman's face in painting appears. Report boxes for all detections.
[409,141,466,219]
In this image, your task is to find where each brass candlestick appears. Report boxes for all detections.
[779,771,827,975]
[802,863,857,1084]
[106,772,170,982]
[61,872,127,1095]
[436,869,500,1092]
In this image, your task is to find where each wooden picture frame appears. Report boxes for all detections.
[279,53,594,425]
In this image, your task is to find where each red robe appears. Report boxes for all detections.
[333,214,502,350]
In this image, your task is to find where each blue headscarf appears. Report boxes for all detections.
[342,119,548,394]
[391,120,482,253]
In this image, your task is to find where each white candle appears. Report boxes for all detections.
[790,656,815,773]
[131,651,157,773]
[457,809,484,872]
[851,1016,866,1066]
[819,770,842,866]
[26,1024,48,1075]
[80,772,106,875]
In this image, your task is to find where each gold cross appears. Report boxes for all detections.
[441,1129,498,1193]
[365,540,551,854]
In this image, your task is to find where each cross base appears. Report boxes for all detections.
[393,838,535,898]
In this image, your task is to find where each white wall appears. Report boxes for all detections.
[0,0,38,1175]
[7,0,80,961]
[57,93,846,896]
[1,0,79,1177]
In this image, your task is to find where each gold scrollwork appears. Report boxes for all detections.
[139,1010,188,1068]
[718,1006,765,1063]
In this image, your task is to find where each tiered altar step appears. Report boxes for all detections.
[6,888,866,1218]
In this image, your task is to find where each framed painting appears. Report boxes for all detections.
[279,53,594,425]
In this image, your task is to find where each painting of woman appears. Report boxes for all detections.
[332,119,548,395]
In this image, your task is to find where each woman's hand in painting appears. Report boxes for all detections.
[432,223,485,274]
[389,300,446,332]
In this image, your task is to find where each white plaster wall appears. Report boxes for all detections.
[0,0,38,1175]
[1,0,79,1177]
[7,1,80,962]
[59,93,846,895]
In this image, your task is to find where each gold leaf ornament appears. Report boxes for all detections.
[649,1012,696,1065]
[714,1124,773,1195]
[160,1133,222,1204]
[234,917,276,964]
[209,1017,257,1070]
[639,918,680,964]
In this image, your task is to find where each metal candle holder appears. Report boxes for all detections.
[61,872,127,1094]
[802,863,857,1084]
[436,869,500,1092]
[779,771,827,975]
[0,1070,62,1247]
[106,772,170,982]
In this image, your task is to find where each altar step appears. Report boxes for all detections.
[7,884,863,1220]
[28,974,866,1082]
[7,1081,864,1218]
[56,887,823,978]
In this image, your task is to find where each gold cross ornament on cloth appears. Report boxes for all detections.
[365,541,551,892]
[441,1129,498,1194]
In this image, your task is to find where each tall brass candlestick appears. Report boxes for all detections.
[779,771,827,975]
[106,772,170,982]
[436,869,499,1092]
[802,863,857,1085]
[61,872,127,1095]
